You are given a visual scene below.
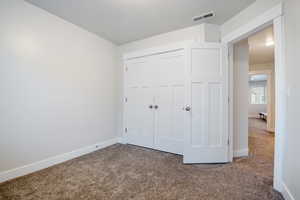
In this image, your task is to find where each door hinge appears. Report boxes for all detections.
[227,139,230,146]
[125,128,128,133]
[125,66,128,72]
[125,97,128,103]
[228,97,230,104]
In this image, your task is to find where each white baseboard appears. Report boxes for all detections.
[0,137,121,183]
[117,136,126,144]
[233,148,249,157]
[281,181,296,200]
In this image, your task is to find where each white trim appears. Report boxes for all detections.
[273,15,286,192]
[222,3,285,192]
[281,182,296,200]
[117,136,126,144]
[0,137,120,183]
[122,62,127,145]
[123,41,191,60]
[228,45,234,162]
[233,148,249,157]
[222,3,283,44]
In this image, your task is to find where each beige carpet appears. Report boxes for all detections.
[0,118,283,200]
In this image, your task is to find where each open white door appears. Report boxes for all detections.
[183,43,229,163]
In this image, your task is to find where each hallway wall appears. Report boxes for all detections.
[233,40,249,157]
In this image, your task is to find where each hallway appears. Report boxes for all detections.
[247,118,276,180]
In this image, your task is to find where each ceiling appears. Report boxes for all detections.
[25,0,255,45]
[248,26,275,65]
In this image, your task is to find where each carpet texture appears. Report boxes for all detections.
[0,118,283,200]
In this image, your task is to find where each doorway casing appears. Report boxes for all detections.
[222,3,285,192]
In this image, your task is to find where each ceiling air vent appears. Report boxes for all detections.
[193,12,214,22]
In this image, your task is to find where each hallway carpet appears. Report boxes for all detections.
[0,119,283,200]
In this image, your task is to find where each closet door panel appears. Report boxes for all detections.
[125,87,154,149]
[157,51,185,85]
[140,57,155,86]
[125,49,185,154]
[154,51,185,155]
[155,86,185,155]
[156,87,172,139]
[125,58,155,149]
[173,86,185,141]
[126,60,144,87]
[126,57,155,87]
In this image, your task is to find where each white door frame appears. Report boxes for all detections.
[222,3,285,191]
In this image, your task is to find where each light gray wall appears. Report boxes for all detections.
[0,0,119,173]
[282,0,300,199]
[119,23,221,53]
[119,24,204,53]
[233,40,249,155]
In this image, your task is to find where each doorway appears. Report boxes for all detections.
[248,26,276,134]
[232,25,276,181]
[224,8,285,191]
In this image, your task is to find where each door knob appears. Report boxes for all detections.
[149,105,153,109]
[154,105,159,109]
[185,106,191,112]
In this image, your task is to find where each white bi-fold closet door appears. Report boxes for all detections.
[124,43,229,163]
[124,50,185,155]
